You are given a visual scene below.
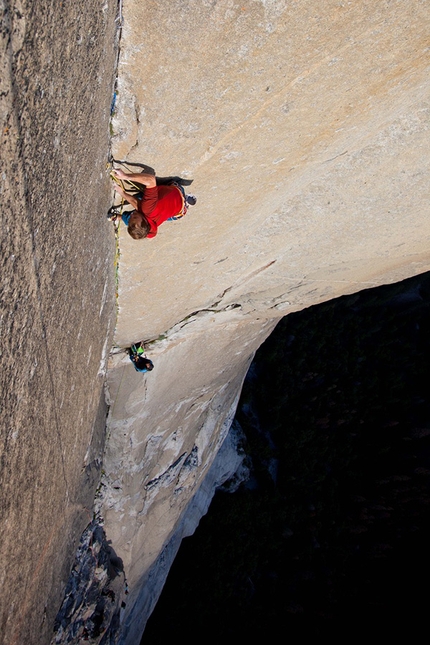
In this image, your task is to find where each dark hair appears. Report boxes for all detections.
[128,213,151,239]
[134,356,154,371]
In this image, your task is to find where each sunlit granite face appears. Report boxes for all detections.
[102,1,430,643]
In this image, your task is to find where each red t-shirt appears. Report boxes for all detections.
[138,185,184,238]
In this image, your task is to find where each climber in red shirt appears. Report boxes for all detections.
[111,167,196,239]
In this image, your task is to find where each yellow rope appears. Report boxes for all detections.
[109,172,126,219]
[110,166,145,194]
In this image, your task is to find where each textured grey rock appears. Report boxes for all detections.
[50,522,127,645]
[117,418,249,644]
[0,2,118,644]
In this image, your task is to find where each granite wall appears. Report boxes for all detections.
[103,1,430,643]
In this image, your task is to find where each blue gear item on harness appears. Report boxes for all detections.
[121,211,134,226]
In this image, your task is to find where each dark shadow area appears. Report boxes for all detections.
[143,272,430,643]
[52,521,127,645]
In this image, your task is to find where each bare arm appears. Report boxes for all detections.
[111,168,156,188]
[112,183,141,210]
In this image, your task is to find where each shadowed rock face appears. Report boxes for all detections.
[103,1,430,643]
[0,1,117,644]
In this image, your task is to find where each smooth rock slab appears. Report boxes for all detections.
[104,1,430,643]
